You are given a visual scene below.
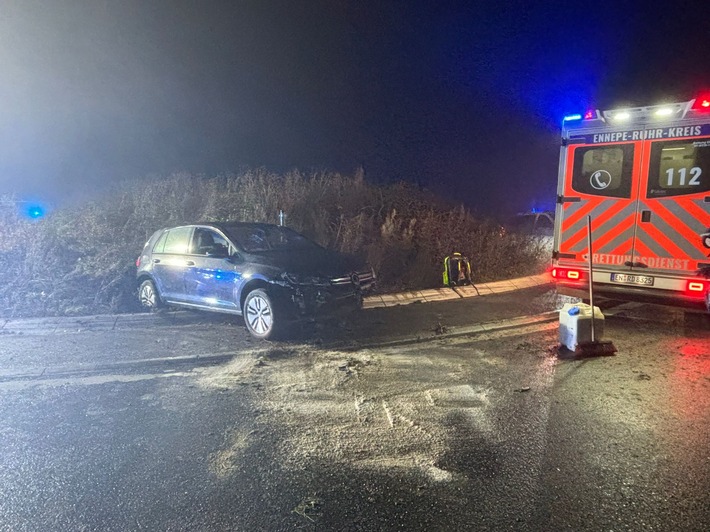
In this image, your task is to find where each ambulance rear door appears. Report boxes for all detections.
[556,136,644,274]
[636,128,710,276]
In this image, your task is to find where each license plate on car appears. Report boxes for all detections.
[610,273,654,286]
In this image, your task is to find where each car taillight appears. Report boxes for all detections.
[136,257,141,268]
[686,279,710,297]
[551,267,585,281]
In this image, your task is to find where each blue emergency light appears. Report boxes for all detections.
[562,114,582,122]
[25,204,45,219]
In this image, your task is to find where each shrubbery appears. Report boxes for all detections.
[0,170,549,318]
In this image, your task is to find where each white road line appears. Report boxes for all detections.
[0,370,193,391]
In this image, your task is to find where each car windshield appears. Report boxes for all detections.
[224,225,320,253]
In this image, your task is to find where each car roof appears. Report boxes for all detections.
[195,221,280,231]
[152,222,284,239]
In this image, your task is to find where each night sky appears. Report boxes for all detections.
[1,0,709,216]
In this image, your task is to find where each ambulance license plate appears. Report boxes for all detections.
[610,273,654,286]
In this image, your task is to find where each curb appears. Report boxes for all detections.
[350,311,559,350]
[363,273,552,309]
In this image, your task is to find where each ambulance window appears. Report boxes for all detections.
[647,139,710,197]
[572,145,634,198]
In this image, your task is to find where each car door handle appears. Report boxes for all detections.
[185,260,195,266]
[152,259,161,264]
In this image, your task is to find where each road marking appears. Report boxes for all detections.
[0,370,193,391]
[0,350,269,383]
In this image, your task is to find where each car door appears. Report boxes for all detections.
[184,227,242,309]
[151,226,193,301]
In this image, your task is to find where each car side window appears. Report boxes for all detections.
[152,231,169,254]
[162,226,192,254]
[190,228,230,256]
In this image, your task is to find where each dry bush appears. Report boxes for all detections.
[0,172,548,318]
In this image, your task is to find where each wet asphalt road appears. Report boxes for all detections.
[0,287,708,531]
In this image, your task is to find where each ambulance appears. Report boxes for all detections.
[551,95,710,314]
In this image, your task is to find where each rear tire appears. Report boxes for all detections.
[139,279,164,311]
[243,289,281,340]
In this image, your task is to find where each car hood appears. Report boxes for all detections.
[246,247,365,278]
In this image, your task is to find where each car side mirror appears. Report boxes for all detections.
[226,253,243,264]
[207,246,229,258]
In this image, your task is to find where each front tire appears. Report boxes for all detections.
[243,289,280,340]
[139,279,164,311]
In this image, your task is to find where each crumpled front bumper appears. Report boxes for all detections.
[290,284,364,316]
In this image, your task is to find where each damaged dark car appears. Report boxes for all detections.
[136,222,375,339]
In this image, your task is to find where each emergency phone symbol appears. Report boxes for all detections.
[590,170,612,190]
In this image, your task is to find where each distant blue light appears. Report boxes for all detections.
[563,114,582,122]
[26,204,45,219]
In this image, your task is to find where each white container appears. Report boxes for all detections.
[559,303,605,351]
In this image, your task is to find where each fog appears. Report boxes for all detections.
[1,0,707,214]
